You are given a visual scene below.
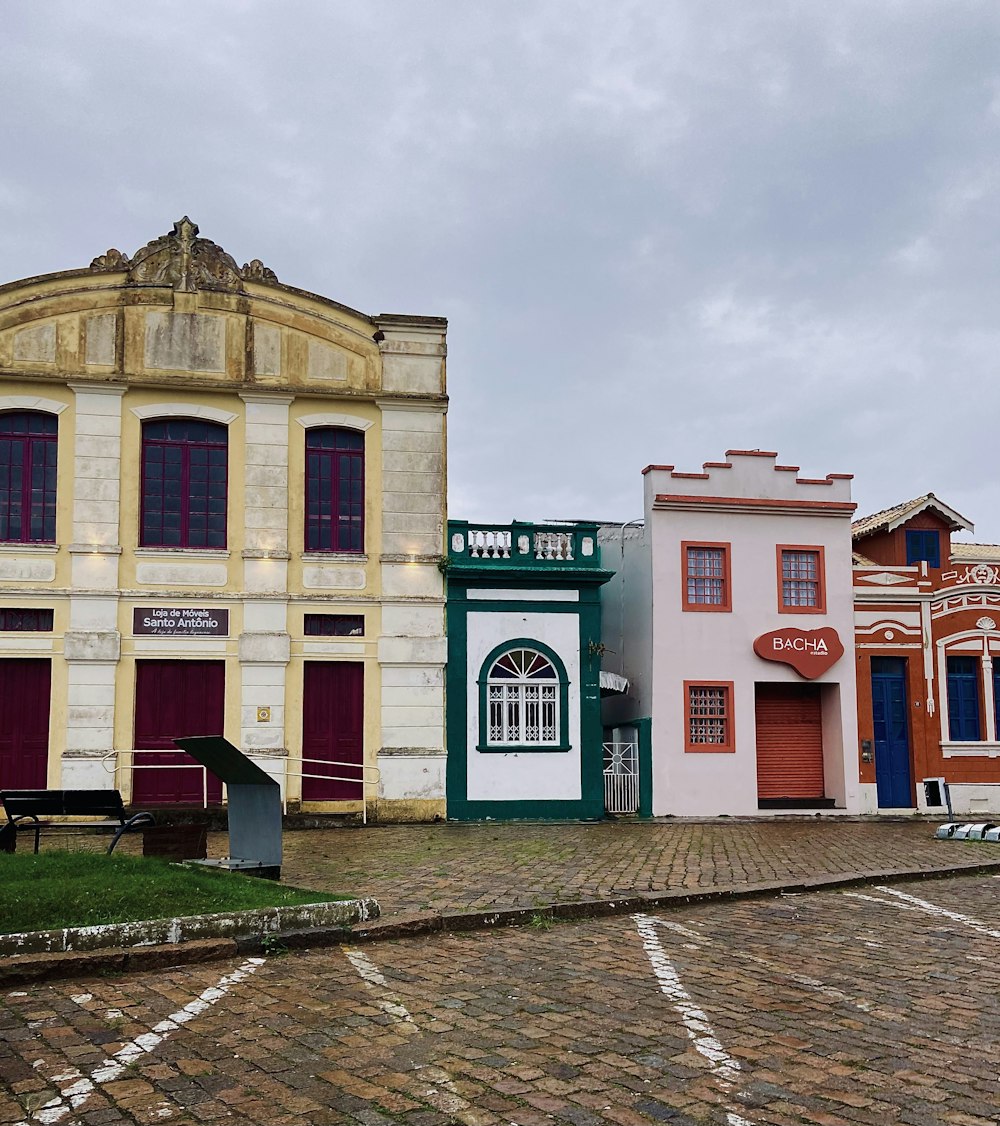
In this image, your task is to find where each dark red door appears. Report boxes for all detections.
[302,662,364,801]
[0,659,51,789]
[133,661,225,806]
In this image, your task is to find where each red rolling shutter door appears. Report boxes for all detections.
[755,684,825,800]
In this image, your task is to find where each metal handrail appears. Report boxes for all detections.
[100,749,380,823]
[101,749,215,809]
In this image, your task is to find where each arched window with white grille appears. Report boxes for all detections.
[479,644,569,750]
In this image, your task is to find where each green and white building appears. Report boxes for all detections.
[445,521,614,820]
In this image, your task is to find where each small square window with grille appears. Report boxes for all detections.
[303,614,364,637]
[685,682,734,751]
[0,608,53,632]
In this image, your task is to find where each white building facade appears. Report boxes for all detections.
[601,450,862,817]
[445,521,611,820]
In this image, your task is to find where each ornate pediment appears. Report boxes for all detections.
[89,248,131,270]
[242,258,278,282]
[89,217,278,291]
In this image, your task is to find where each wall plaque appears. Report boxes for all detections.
[753,626,844,680]
[133,607,229,636]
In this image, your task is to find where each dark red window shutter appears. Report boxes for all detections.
[0,412,58,544]
[140,419,228,549]
[305,428,364,553]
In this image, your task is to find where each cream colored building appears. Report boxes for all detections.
[0,217,447,820]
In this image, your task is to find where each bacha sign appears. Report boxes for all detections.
[752,626,844,679]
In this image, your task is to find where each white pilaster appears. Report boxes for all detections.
[68,383,125,590]
[61,607,120,787]
[240,393,292,572]
[239,602,290,792]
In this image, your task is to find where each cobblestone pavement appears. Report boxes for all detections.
[269,819,992,919]
[3,872,998,1126]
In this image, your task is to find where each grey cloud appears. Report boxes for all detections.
[4,1,1000,532]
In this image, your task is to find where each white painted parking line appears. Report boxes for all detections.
[634,914,742,1085]
[646,914,872,1012]
[844,891,922,911]
[647,917,709,944]
[16,957,265,1126]
[633,914,756,1126]
[342,947,489,1126]
[343,946,416,1024]
[873,885,1000,939]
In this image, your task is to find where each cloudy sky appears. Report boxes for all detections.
[4,2,1000,538]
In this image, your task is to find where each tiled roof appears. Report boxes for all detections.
[950,542,1000,562]
[852,492,973,537]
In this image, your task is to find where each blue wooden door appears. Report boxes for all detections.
[871,657,913,808]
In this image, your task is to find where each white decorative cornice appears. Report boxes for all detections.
[0,395,68,414]
[239,392,295,406]
[130,403,237,425]
[296,412,373,431]
[67,384,126,398]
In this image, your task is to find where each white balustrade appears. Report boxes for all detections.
[461,528,588,563]
[534,531,575,561]
[468,529,512,558]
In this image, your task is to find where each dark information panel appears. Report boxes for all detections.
[133,608,230,636]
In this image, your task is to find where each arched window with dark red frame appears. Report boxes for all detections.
[140,419,228,549]
[0,411,58,544]
[305,428,364,553]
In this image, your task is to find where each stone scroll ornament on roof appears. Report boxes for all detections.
[88,216,278,291]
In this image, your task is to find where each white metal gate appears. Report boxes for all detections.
[603,741,639,814]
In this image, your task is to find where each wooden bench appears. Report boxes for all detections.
[0,790,156,855]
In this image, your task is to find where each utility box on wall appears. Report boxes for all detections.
[922,776,949,809]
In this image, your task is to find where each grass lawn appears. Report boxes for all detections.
[1,851,345,934]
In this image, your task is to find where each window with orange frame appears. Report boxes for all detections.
[776,545,826,614]
[684,681,735,752]
[682,541,732,611]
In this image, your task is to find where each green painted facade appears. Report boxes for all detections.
[445,521,614,821]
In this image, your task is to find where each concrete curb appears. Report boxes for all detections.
[0,896,378,960]
[4,859,1000,986]
[0,938,242,985]
[345,857,1000,942]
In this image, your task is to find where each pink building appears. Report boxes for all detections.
[600,450,862,817]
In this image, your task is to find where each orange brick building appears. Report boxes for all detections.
[853,493,1000,815]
